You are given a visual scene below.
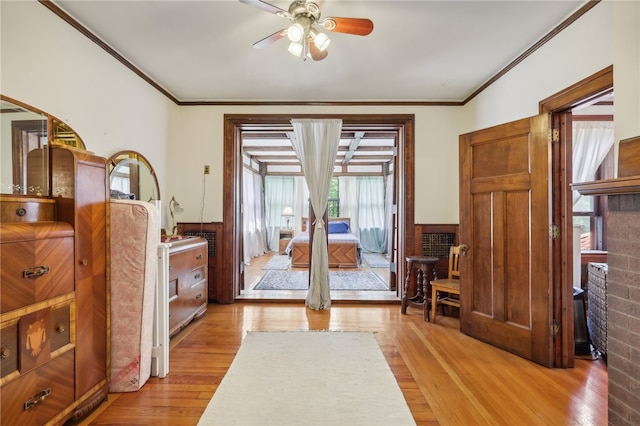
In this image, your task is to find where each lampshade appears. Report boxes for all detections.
[170,196,184,215]
[167,196,184,240]
[311,30,330,52]
[288,42,303,57]
[286,23,304,43]
[282,206,294,216]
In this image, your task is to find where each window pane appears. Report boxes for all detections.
[573,194,594,213]
[573,216,592,250]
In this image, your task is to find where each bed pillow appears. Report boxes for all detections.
[328,221,350,234]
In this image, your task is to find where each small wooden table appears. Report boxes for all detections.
[401,255,438,321]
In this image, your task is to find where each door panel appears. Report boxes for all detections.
[459,114,553,367]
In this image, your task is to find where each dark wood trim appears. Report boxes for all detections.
[223,114,415,303]
[539,65,613,113]
[181,100,464,107]
[572,115,613,121]
[38,0,602,106]
[573,176,640,196]
[38,0,180,105]
[539,66,613,368]
[464,0,602,104]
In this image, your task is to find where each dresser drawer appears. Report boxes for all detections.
[0,223,75,314]
[1,303,72,382]
[1,320,19,379]
[0,197,56,223]
[50,304,71,354]
[1,350,75,426]
[189,265,207,287]
[169,280,206,335]
[168,242,207,281]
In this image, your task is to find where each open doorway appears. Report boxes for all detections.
[539,65,613,366]
[222,114,416,303]
[239,124,398,301]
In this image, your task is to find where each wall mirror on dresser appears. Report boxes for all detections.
[0,95,109,424]
[108,150,160,203]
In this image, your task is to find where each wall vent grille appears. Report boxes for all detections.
[184,231,217,258]
[422,233,456,259]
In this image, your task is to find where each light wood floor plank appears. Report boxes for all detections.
[75,302,607,426]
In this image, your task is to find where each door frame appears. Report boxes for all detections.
[539,65,613,367]
[221,114,415,303]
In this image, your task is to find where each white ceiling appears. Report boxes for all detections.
[51,0,588,104]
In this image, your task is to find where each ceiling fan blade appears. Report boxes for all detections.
[238,0,287,16]
[308,40,328,61]
[253,29,287,49]
[322,17,374,36]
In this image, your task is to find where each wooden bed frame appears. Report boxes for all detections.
[290,217,359,268]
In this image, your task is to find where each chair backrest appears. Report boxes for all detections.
[447,245,461,280]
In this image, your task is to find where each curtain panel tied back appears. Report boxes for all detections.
[289,119,342,310]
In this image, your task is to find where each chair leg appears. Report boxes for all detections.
[431,286,437,323]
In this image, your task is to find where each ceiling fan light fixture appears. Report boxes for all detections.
[288,41,303,57]
[286,23,304,42]
[312,31,330,51]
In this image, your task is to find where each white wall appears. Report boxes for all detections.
[1,0,178,228]
[612,0,640,146]
[174,105,461,224]
[460,1,613,132]
[3,0,638,228]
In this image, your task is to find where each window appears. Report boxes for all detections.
[327,177,339,217]
[572,147,614,250]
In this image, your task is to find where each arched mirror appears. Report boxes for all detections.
[0,95,86,196]
[108,150,160,202]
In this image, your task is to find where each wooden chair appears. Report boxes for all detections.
[430,245,461,324]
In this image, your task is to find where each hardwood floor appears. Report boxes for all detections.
[77,303,607,426]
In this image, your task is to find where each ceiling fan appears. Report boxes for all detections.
[239,0,374,61]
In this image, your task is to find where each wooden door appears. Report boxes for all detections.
[459,114,553,367]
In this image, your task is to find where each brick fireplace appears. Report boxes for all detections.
[573,136,640,425]
[606,194,640,425]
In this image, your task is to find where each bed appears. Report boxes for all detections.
[285,217,362,268]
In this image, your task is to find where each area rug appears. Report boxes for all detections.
[362,252,390,268]
[197,331,416,426]
[262,255,290,270]
[253,270,388,291]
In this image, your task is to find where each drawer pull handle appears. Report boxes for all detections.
[56,324,66,333]
[194,273,201,280]
[196,254,203,260]
[16,207,27,217]
[24,388,51,410]
[23,266,50,279]
[1,347,11,358]
[195,293,202,300]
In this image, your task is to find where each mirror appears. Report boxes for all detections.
[108,150,160,203]
[1,95,86,196]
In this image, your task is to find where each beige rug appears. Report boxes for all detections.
[198,331,416,426]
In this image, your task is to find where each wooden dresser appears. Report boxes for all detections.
[0,146,109,425]
[164,237,208,337]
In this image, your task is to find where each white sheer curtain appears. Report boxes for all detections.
[572,120,615,205]
[356,176,386,253]
[242,168,268,264]
[339,176,386,253]
[384,172,394,256]
[293,176,309,234]
[290,118,342,310]
[264,176,295,251]
[339,176,358,235]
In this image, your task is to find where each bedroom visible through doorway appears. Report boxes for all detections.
[237,120,402,302]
